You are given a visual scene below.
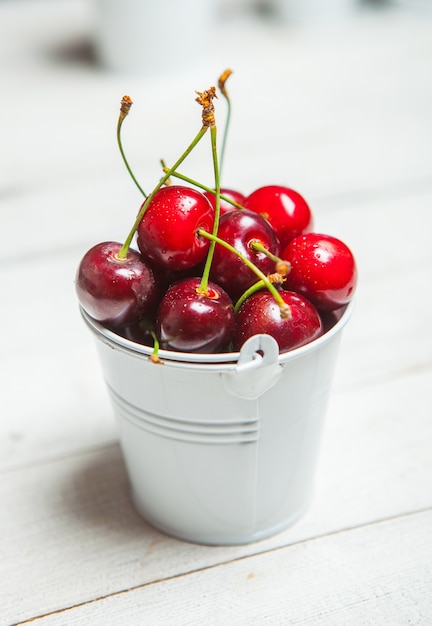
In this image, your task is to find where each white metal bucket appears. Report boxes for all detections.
[81,302,353,546]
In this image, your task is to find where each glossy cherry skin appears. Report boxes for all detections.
[282,233,357,311]
[203,188,246,216]
[156,277,235,353]
[209,209,281,301]
[75,241,159,328]
[137,185,214,271]
[243,185,313,248]
[233,290,323,353]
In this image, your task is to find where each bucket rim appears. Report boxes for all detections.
[80,299,354,368]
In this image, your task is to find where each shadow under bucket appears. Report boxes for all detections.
[81,302,353,546]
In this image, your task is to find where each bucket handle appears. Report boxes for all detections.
[222,334,282,399]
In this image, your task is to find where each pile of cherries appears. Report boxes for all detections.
[76,83,357,357]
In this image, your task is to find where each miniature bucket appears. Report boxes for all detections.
[81,302,353,546]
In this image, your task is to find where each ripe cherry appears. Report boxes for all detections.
[243,185,313,248]
[282,232,357,311]
[234,289,323,353]
[114,317,155,345]
[156,277,235,353]
[137,185,214,271]
[76,241,159,328]
[209,209,281,300]
[203,187,246,216]
[320,308,345,334]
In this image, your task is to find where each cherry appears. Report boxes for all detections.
[115,318,155,345]
[203,188,246,216]
[243,185,313,249]
[320,307,346,334]
[209,209,281,300]
[233,289,323,353]
[156,277,235,353]
[282,233,357,311]
[75,241,159,328]
[137,185,214,271]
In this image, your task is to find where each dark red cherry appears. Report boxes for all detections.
[209,209,281,301]
[320,307,346,333]
[203,187,246,216]
[156,277,235,353]
[76,241,159,328]
[243,185,313,248]
[137,185,214,271]
[233,289,323,353]
[115,318,155,346]
[282,233,357,311]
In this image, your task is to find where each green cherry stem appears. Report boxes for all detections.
[117,125,208,260]
[160,166,246,210]
[160,160,172,186]
[218,69,233,180]
[117,96,147,198]
[149,331,163,364]
[250,241,291,269]
[117,87,217,260]
[234,281,267,314]
[235,263,289,313]
[199,125,221,293]
[197,229,291,319]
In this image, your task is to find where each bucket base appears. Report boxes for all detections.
[131,488,314,547]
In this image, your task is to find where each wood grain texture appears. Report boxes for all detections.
[16,511,432,626]
[1,1,431,625]
[1,369,431,624]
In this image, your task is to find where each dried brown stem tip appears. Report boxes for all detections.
[280,304,291,320]
[149,354,163,365]
[267,272,286,285]
[275,261,291,276]
[120,95,133,120]
[195,86,217,127]
[218,68,233,98]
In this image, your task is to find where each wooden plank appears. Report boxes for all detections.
[1,369,431,624]
[0,4,431,625]
[14,509,432,626]
[0,252,116,471]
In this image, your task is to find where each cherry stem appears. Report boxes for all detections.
[250,241,284,265]
[117,125,208,259]
[218,69,233,180]
[149,331,163,364]
[220,96,231,180]
[117,96,147,198]
[160,160,172,185]
[199,125,221,293]
[250,241,292,279]
[234,281,267,314]
[197,229,291,319]
[160,166,245,210]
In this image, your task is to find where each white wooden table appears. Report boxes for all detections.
[1,1,431,624]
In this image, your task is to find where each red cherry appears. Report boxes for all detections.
[243,185,313,248]
[137,186,214,271]
[234,289,323,353]
[156,277,235,353]
[203,188,246,216]
[209,209,281,300]
[282,233,357,311]
[76,241,159,328]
